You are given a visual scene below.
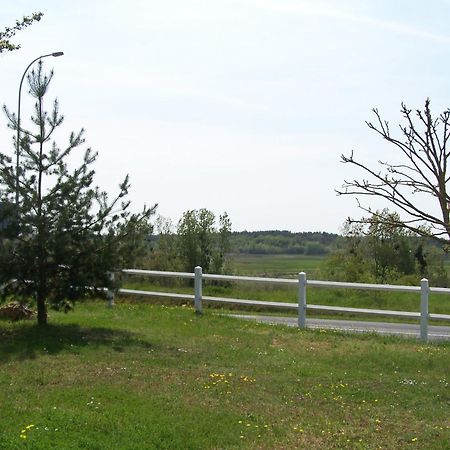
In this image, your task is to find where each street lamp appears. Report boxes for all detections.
[16,52,64,205]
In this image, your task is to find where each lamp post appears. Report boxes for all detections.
[16,52,64,205]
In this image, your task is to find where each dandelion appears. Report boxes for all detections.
[19,423,36,440]
[412,437,418,442]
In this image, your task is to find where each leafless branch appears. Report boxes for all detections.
[337,99,450,244]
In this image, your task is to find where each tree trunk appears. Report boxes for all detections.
[36,288,47,325]
[36,92,47,327]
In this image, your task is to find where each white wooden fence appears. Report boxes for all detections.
[113,267,450,343]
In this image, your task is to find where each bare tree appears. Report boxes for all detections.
[337,99,450,246]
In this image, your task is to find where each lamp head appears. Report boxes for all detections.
[52,52,64,57]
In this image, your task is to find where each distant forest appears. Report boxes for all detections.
[230,230,339,255]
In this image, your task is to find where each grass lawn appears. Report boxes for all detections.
[0,302,448,449]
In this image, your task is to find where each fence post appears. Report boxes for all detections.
[194,266,203,315]
[420,278,429,342]
[298,272,307,328]
[106,271,115,308]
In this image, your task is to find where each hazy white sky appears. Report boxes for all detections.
[1,0,450,232]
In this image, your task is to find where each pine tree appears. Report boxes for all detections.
[0,61,156,325]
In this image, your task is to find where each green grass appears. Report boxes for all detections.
[0,302,448,449]
[230,253,325,278]
[122,276,450,319]
[186,254,450,318]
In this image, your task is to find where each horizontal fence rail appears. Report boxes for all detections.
[115,267,450,342]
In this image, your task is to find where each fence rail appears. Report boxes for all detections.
[116,267,450,342]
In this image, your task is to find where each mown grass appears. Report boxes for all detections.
[0,302,449,449]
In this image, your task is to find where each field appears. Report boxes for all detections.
[230,253,325,278]
[0,302,448,449]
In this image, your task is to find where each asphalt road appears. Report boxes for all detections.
[226,314,450,342]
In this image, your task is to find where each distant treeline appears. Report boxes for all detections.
[230,230,339,255]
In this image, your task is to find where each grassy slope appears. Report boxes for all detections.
[123,279,450,318]
[0,302,448,449]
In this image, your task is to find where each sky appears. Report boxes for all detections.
[1,0,450,233]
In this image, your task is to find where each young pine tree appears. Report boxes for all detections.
[1,61,155,325]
